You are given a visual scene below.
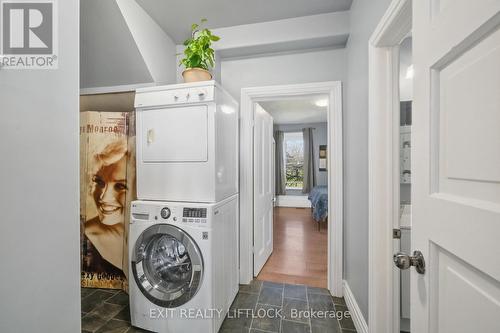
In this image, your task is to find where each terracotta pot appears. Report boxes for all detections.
[182,68,212,83]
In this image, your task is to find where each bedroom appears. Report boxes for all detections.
[254,94,330,288]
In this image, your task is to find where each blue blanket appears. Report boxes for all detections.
[308,186,328,222]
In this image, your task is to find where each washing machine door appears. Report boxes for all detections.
[131,224,204,307]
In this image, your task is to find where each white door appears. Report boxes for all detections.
[413,1,500,332]
[253,104,274,275]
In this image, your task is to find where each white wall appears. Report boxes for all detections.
[221,48,347,101]
[177,12,349,86]
[213,12,349,58]
[399,36,413,101]
[343,0,392,322]
[0,0,81,332]
[116,0,177,85]
[275,122,328,188]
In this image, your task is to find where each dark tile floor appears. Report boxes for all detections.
[222,280,356,333]
[81,280,357,333]
[81,287,143,333]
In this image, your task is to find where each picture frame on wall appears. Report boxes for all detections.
[319,145,327,171]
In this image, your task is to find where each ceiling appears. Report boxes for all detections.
[258,96,328,125]
[136,0,353,43]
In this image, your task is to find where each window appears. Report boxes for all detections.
[283,132,304,190]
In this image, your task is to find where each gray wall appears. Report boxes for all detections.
[80,0,154,89]
[220,48,347,101]
[275,122,328,192]
[343,0,392,322]
[0,0,81,331]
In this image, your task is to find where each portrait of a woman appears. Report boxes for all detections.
[82,140,129,280]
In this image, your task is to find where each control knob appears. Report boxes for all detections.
[160,207,171,219]
[197,89,207,98]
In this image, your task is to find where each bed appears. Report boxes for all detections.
[308,185,328,230]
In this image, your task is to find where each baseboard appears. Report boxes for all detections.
[276,195,311,208]
[343,281,368,333]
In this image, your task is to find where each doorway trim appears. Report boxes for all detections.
[368,0,412,333]
[239,81,343,297]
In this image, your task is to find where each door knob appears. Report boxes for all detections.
[393,250,425,274]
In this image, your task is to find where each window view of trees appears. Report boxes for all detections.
[284,132,304,189]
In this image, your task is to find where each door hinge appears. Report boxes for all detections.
[393,228,401,239]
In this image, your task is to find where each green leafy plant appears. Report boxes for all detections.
[179,19,220,71]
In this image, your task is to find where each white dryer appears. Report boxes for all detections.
[129,195,239,333]
[135,81,239,203]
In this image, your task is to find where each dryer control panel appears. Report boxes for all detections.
[135,85,215,108]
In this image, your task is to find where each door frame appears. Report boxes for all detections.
[239,81,344,297]
[368,0,412,333]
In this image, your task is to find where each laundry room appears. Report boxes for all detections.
[3,1,500,333]
[77,1,352,331]
[2,0,381,332]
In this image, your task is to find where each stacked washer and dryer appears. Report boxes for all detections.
[129,81,239,333]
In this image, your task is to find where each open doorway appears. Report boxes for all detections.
[368,1,413,332]
[398,35,413,333]
[254,95,330,288]
[239,81,343,297]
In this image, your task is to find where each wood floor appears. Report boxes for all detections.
[257,207,328,288]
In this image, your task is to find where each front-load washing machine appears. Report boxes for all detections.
[135,81,239,203]
[129,195,239,333]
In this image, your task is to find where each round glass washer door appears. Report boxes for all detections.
[132,224,203,307]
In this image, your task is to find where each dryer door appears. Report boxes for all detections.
[140,105,208,163]
[132,224,204,307]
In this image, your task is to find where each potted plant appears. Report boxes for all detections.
[179,19,220,83]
